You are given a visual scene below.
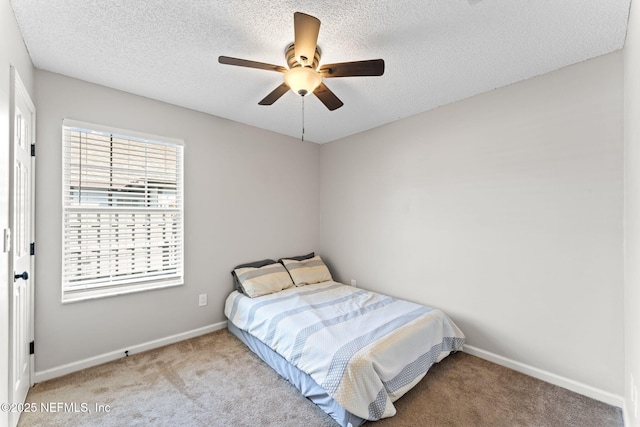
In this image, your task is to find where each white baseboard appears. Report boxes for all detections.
[463,344,624,409]
[623,400,631,427]
[34,321,228,383]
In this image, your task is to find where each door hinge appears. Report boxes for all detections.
[30,242,35,256]
[31,144,35,157]
[29,341,34,355]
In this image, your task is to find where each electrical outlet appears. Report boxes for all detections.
[198,294,207,307]
[350,279,357,287]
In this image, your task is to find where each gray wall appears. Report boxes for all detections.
[34,70,320,371]
[1,0,35,419]
[625,0,640,425]
[319,52,624,396]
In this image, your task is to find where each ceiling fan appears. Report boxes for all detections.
[219,12,385,111]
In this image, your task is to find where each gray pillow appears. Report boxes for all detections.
[277,252,315,264]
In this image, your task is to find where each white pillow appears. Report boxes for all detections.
[281,255,332,287]
[234,262,294,298]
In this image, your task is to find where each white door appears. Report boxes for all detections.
[9,69,35,427]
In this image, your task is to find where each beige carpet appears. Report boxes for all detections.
[18,329,623,427]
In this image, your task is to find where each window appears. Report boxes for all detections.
[62,119,184,302]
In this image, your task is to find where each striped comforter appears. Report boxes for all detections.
[224,281,465,421]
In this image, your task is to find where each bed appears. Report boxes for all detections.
[224,255,465,427]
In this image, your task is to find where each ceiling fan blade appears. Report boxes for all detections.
[258,83,290,105]
[294,12,320,67]
[313,83,343,111]
[219,56,286,73]
[319,59,385,78]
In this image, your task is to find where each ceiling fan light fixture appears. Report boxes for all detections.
[284,66,322,96]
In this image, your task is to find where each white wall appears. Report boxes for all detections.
[34,70,320,372]
[1,0,34,420]
[320,52,624,398]
[625,0,640,424]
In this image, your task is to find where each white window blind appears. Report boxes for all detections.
[62,120,184,302]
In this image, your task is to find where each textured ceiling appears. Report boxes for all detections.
[10,0,631,143]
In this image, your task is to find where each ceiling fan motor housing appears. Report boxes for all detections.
[285,43,321,70]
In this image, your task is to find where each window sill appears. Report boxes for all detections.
[61,279,183,304]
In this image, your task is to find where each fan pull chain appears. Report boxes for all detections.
[301,95,305,142]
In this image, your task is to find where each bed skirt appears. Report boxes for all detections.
[227,321,365,427]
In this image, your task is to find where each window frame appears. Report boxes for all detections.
[61,119,184,303]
